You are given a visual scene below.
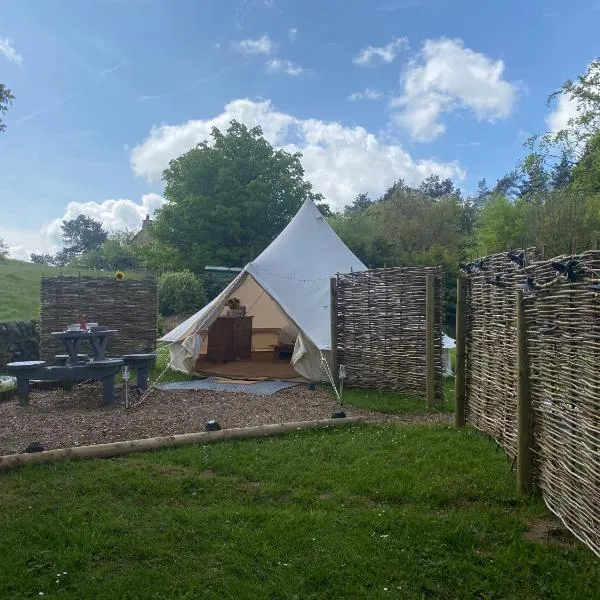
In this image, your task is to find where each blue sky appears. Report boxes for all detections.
[0,0,598,259]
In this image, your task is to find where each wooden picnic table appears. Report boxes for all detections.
[50,329,118,364]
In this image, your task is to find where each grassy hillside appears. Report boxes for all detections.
[0,259,144,322]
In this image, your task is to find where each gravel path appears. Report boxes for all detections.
[0,384,453,455]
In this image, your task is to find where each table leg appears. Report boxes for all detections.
[136,365,149,392]
[17,377,29,406]
[99,334,109,360]
[90,335,107,361]
[64,338,79,364]
[102,374,116,405]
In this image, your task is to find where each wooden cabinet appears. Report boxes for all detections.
[207,316,253,362]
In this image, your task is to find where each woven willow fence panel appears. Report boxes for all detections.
[464,249,600,556]
[524,251,600,556]
[41,277,158,360]
[335,267,443,400]
[464,249,538,457]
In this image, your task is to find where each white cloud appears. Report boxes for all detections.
[348,88,383,101]
[266,58,304,76]
[97,61,125,79]
[391,38,518,142]
[0,36,23,66]
[288,28,298,43]
[353,37,408,67]
[546,92,578,133]
[130,98,464,210]
[0,194,165,260]
[233,35,273,54]
[0,225,56,261]
[42,193,165,248]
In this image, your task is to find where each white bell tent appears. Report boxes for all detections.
[159,199,367,380]
[443,333,456,377]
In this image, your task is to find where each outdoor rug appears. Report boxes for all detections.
[157,377,300,396]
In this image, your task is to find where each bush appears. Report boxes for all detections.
[158,270,206,316]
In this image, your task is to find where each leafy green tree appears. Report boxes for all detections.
[61,215,108,254]
[536,58,600,159]
[551,151,574,189]
[0,238,8,260]
[53,248,73,267]
[473,178,491,208]
[418,175,456,199]
[316,202,333,218]
[0,84,14,133]
[158,270,206,316]
[344,193,373,215]
[476,194,523,254]
[133,239,184,274]
[154,120,322,272]
[30,253,55,265]
[493,170,520,199]
[518,153,550,198]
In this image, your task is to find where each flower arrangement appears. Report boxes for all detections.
[226,297,246,316]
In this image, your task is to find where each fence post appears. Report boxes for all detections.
[426,274,435,410]
[330,277,339,387]
[517,289,533,494]
[454,276,467,426]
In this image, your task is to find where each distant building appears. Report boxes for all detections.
[204,266,243,276]
[131,215,154,246]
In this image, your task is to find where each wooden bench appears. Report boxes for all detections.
[7,359,124,406]
[120,354,156,392]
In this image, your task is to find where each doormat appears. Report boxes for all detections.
[157,377,300,396]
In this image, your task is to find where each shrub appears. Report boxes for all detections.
[158,270,206,316]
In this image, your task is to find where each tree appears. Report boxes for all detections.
[473,178,491,208]
[30,253,55,265]
[53,248,74,267]
[344,193,373,215]
[551,151,573,189]
[0,238,8,260]
[535,58,600,159]
[476,194,523,254]
[316,202,333,218]
[61,215,108,255]
[494,170,521,199]
[73,230,139,271]
[0,84,14,133]
[154,120,322,272]
[418,175,456,199]
[158,271,206,316]
[518,153,549,198]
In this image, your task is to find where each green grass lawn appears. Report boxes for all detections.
[1,424,597,599]
[341,378,455,414]
[149,343,193,384]
[0,258,146,322]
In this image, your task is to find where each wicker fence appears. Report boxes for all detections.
[335,267,443,401]
[462,249,600,556]
[40,277,158,360]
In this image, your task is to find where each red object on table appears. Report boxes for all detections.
[78,313,88,331]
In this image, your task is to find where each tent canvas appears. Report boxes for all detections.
[443,333,455,377]
[159,199,367,380]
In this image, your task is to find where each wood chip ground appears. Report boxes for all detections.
[0,384,452,455]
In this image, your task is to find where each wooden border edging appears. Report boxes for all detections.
[0,417,364,472]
